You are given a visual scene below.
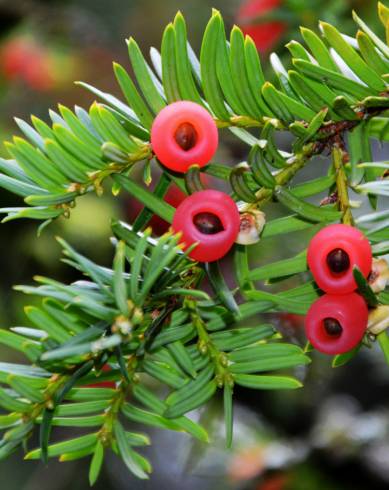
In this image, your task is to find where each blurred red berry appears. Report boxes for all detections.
[151,101,218,172]
[1,37,54,91]
[236,0,286,53]
[148,184,187,235]
[279,313,305,329]
[126,183,187,236]
[258,473,289,490]
[172,189,240,262]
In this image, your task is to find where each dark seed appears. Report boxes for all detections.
[323,317,343,337]
[193,212,224,235]
[326,248,350,273]
[175,123,197,151]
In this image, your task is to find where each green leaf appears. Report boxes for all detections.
[357,31,389,76]
[209,325,275,351]
[112,64,154,130]
[161,23,181,103]
[132,384,209,442]
[228,343,305,363]
[229,352,310,374]
[0,173,45,197]
[113,174,174,224]
[38,415,104,428]
[229,26,262,118]
[25,305,71,344]
[165,363,214,407]
[173,13,204,105]
[248,251,307,281]
[7,375,44,403]
[56,400,110,416]
[274,186,342,222]
[377,331,389,366]
[127,37,167,113]
[89,441,104,486]
[113,241,129,316]
[223,382,233,448]
[113,421,149,479]
[249,145,276,188]
[164,380,217,418]
[205,261,239,314]
[300,27,340,72]
[66,387,115,402]
[132,173,172,232]
[167,341,197,378]
[244,36,271,116]
[150,323,195,350]
[90,103,139,153]
[262,82,315,123]
[200,11,230,120]
[353,266,378,307]
[25,433,98,460]
[130,228,150,300]
[58,105,102,150]
[290,174,336,198]
[0,413,22,430]
[0,387,31,412]
[0,329,42,362]
[320,22,385,92]
[40,334,121,361]
[286,41,311,61]
[229,165,257,202]
[142,359,186,389]
[332,344,361,367]
[352,10,389,59]
[293,59,372,100]
[234,374,302,390]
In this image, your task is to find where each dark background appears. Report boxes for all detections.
[0,1,388,489]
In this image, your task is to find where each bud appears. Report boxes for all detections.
[368,258,389,293]
[367,305,389,335]
[235,210,266,245]
[113,315,132,336]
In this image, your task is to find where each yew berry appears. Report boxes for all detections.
[151,101,218,173]
[236,0,286,53]
[305,292,368,355]
[307,224,372,295]
[172,189,240,262]
[1,38,54,91]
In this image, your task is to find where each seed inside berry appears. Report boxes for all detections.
[193,212,224,235]
[323,317,343,337]
[175,123,197,151]
[326,248,350,273]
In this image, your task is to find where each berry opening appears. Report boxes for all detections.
[174,122,198,151]
[326,248,350,274]
[323,317,343,338]
[193,212,224,235]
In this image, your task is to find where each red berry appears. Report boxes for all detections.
[236,0,286,53]
[172,189,240,262]
[307,224,372,294]
[305,292,368,355]
[1,38,53,91]
[151,101,218,173]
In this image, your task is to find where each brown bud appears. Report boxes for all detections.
[235,210,266,245]
[368,258,389,293]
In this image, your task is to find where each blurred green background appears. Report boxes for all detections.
[0,0,388,489]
